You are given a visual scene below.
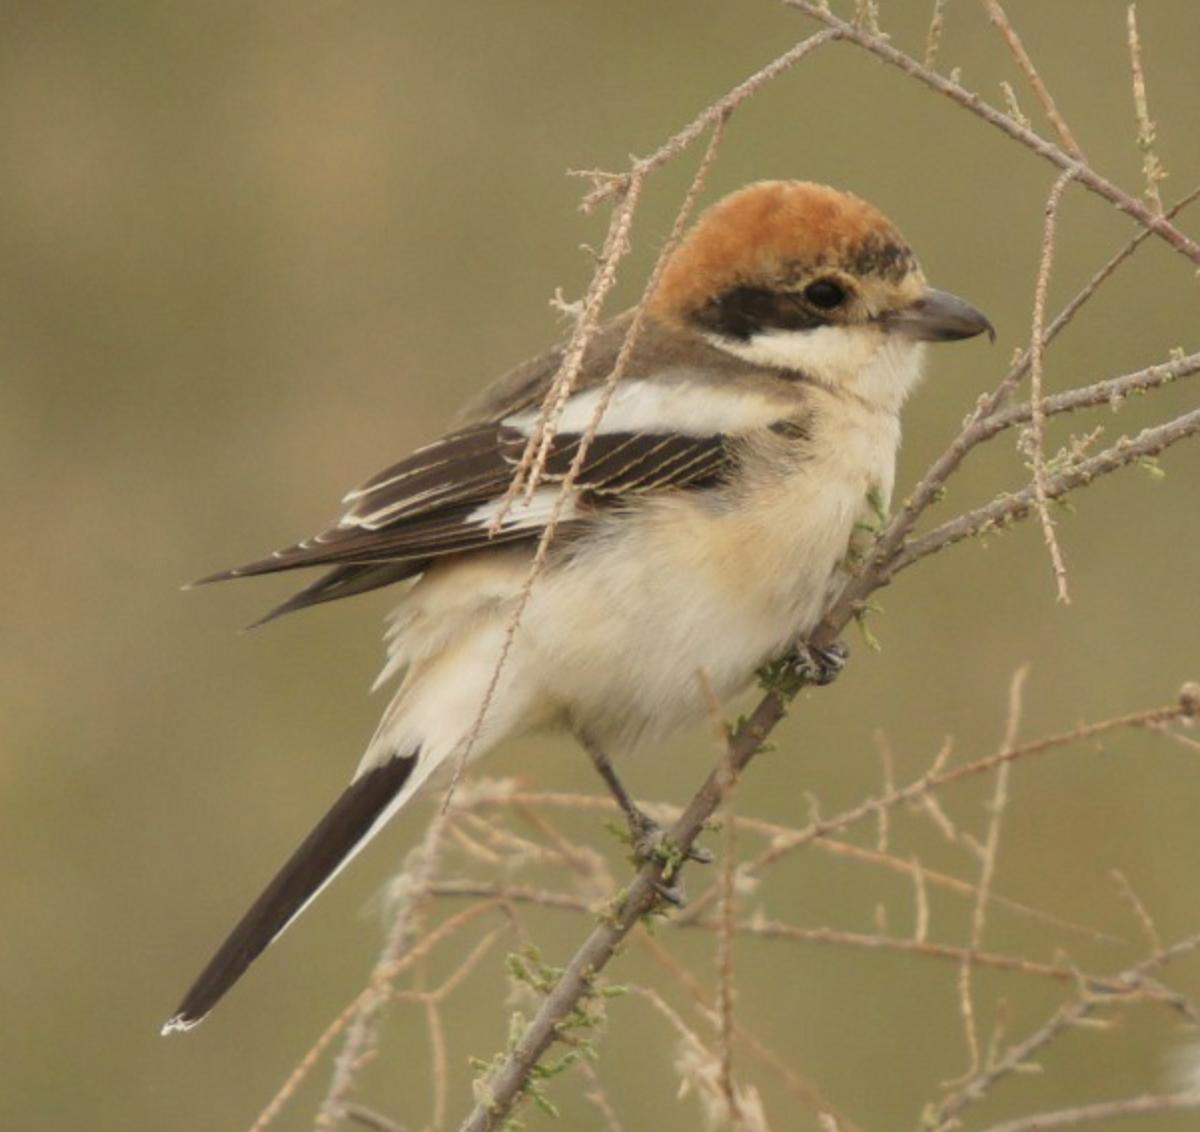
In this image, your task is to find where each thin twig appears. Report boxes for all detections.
[1127,3,1166,215]
[715,764,741,1124]
[785,1,1200,266]
[576,30,841,211]
[343,1103,409,1132]
[317,809,451,1130]
[985,351,1200,438]
[975,1088,1200,1132]
[443,175,647,807]
[1024,171,1076,603]
[1003,180,1200,392]
[426,883,1149,993]
[894,405,1200,571]
[1111,870,1162,954]
[248,901,504,1132]
[980,0,1085,159]
[579,1058,627,1132]
[954,666,1026,1079]
[679,688,1196,929]
[926,931,1200,1130]
[924,0,950,69]
[636,938,860,1131]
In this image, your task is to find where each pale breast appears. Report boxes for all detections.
[524,394,902,753]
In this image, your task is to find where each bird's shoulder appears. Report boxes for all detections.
[452,308,780,427]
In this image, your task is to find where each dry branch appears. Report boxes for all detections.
[243,6,1200,1131]
[451,9,1200,1128]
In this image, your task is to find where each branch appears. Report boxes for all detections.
[450,12,1200,1125]
[975,1089,1200,1132]
[925,930,1200,1130]
[785,1,1200,266]
[458,698,768,1132]
[895,405,1200,572]
[224,12,1200,1132]
[979,0,1085,159]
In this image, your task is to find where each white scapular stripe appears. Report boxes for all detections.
[503,378,785,439]
[466,486,579,532]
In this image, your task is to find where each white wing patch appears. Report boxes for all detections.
[466,486,580,533]
[503,377,785,439]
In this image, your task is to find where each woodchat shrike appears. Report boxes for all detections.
[164,180,992,1032]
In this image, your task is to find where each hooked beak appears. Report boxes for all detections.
[888,288,995,343]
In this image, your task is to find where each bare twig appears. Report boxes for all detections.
[926,931,1200,1130]
[894,405,1200,571]
[638,934,861,1131]
[577,30,841,212]
[984,0,1089,160]
[716,768,742,1124]
[924,0,951,69]
[1111,870,1162,954]
[985,351,1200,437]
[980,0,1085,159]
[681,689,1197,916]
[445,114,732,807]
[785,1,1200,265]
[249,902,504,1132]
[976,1089,1200,1132]
[281,9,1200,1131]
[1024,171,1076,603]
[579,1058,627,1132]
[317,809,452,1130]
[1004,180,1200,390]
[1127,3,1166,215]
[953,666,1026,1078]
[343,1103,409,1132]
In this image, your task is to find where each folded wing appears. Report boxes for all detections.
[203,421,734,621]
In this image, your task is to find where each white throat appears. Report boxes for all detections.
[709,325,928,415]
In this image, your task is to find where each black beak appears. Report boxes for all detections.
[888,288,995,343]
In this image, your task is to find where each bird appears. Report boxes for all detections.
[163,180,992,1034]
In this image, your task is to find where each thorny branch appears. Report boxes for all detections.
[785,1,1200,266]
[451,9,1200,1127]
[249,5,1200,1132]
[1024,171,1076,603]
[926,930,1200,1132]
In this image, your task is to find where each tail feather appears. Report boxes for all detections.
[162,754,418,1034]
[248,562,422,626]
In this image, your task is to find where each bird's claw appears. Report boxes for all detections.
[651,877,688,906]
[785,639,849,687]
[624,808,712,906]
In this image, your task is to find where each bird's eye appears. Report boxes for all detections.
[803,278,848,311]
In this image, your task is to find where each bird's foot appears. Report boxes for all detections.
[783,639,849,687]
[624,807,713,906]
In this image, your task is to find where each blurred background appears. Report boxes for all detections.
[2,2,1199,1129]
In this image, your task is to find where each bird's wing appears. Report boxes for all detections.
[201,414,736,620]
[164,409,740,1026]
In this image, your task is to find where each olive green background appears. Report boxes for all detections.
[3,3,1199,1129]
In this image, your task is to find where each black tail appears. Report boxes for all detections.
[162,754,417,1034]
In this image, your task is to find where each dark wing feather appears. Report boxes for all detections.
[203,422,735,619]
[524,431,730,495]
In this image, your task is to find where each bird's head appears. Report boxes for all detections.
[650,181,992,411]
